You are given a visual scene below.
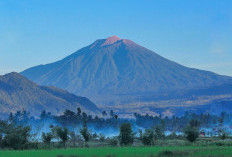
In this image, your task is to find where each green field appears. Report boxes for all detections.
[1,145,232,157]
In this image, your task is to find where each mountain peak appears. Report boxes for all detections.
[102,35,121,46]
[21,36,232,107]
[3,72,28,81]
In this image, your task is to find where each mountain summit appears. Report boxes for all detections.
[21,36,232,105]
[101,36,121,46]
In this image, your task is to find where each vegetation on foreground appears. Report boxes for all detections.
[1,108,232,156]
[1,145,232,157]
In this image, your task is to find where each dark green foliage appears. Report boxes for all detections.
[50,126,61,142]
[0,120,31,149]
[109,137,118,146]
[99,133,105,142]
[138,129,143,141]
[118,123,134,146]
[42,132,53,145]
[157,150,174,157]
[184,119,200,142]
[220,132,227,140]
[50,126,69,147]
[185,128,199,143]
[102,111,107,117]
[110,110,114,118]
[77,108,82,116]
[189,119,200,128]
[157,150,189,157]
[57,127,69,147]
[114,115,118,120]
[166,131,177,140]
[142,129,154,146]
[91,132,98,140]
[3,107,232,151]
[80,122,90,146]
[154,126,164,140]
[0,133,2,144]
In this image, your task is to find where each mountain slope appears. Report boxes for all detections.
[21,36,232,105]
[0,72,100,118]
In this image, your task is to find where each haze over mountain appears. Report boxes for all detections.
[0,72,100,118]
[21,36,232,106]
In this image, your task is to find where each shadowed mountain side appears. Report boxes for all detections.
[0,72,100,118]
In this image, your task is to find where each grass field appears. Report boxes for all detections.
[1,145,232,157]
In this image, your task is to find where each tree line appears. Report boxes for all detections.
[0,108,231,149]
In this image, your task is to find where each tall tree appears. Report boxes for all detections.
[69,131,78,147]
[56,127,69,148]
[80,121,90,147]
[142,129,154,146]
[42,132,53,145]
[118,123,134,146]
[184,119,200,142]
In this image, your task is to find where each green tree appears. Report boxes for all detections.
[142,129,154,146]
[56,127,69,148]
[50,125,61,142]
[92,132,98,140]
[99,133,105,142]
[109,137,118,147]
[1,123,31,149]
[80,122,90,146]
[77,107,82,116]
[42,132,53,145]
[184,119,200,142]
[154,126,164,140]
[118,123,134,146]
[69,131,78,147]
[102,111,107,117]
[138,129,143,141]
[110,110,114,118]
[220,131,227,140]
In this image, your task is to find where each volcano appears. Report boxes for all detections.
[21,36,232,106]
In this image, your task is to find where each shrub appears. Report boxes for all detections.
[220,132,227,140]
[1,124,31,149]
[157,150,174,157]
[157,150,189,157]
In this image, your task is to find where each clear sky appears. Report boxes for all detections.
[0,0,232,76]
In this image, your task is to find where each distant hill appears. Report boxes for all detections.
[0,72,100,118]
[21,36,232,106]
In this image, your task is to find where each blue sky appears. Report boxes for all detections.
[0,0,232,76]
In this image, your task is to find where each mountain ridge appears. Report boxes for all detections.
[0,72,100,118]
